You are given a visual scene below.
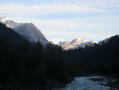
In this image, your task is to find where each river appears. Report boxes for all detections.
[54,76,118,90]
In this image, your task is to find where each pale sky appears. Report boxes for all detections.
[0,0,119,43]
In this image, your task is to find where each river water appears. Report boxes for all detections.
[54,76,118,90]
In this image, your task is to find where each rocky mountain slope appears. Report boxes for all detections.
[0,17,48,45]
[58,38,96,50]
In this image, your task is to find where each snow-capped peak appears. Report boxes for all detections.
[58,38,96,50]
[0,17,8,23]
[0,17,49,45]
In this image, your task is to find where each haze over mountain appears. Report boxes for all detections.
[0,17,48,45]
[58,38,96,50]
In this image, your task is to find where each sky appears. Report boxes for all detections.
[0,0,119,43]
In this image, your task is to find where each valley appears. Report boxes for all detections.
[0,17,119,90]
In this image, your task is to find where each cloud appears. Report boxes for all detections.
[44,29,114,41]
[0,2,115,17]
[0,0,119,17]
[0,0,119,41]
[12,15,119,30]
[11,16,119,41]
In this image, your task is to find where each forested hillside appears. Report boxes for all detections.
[0,23,73,88]
[66,35,119,75]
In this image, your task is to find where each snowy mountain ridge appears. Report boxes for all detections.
[0,17,48,45]
[58,38,96,50]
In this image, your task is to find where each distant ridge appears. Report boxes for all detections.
[58,38,96,50]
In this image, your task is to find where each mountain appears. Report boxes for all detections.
[58,38,96,50]
[0,17,22,29]
[0,17,48,45]
[0,22,71,88]
[0,23,26,45]
[66,35,119,75]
